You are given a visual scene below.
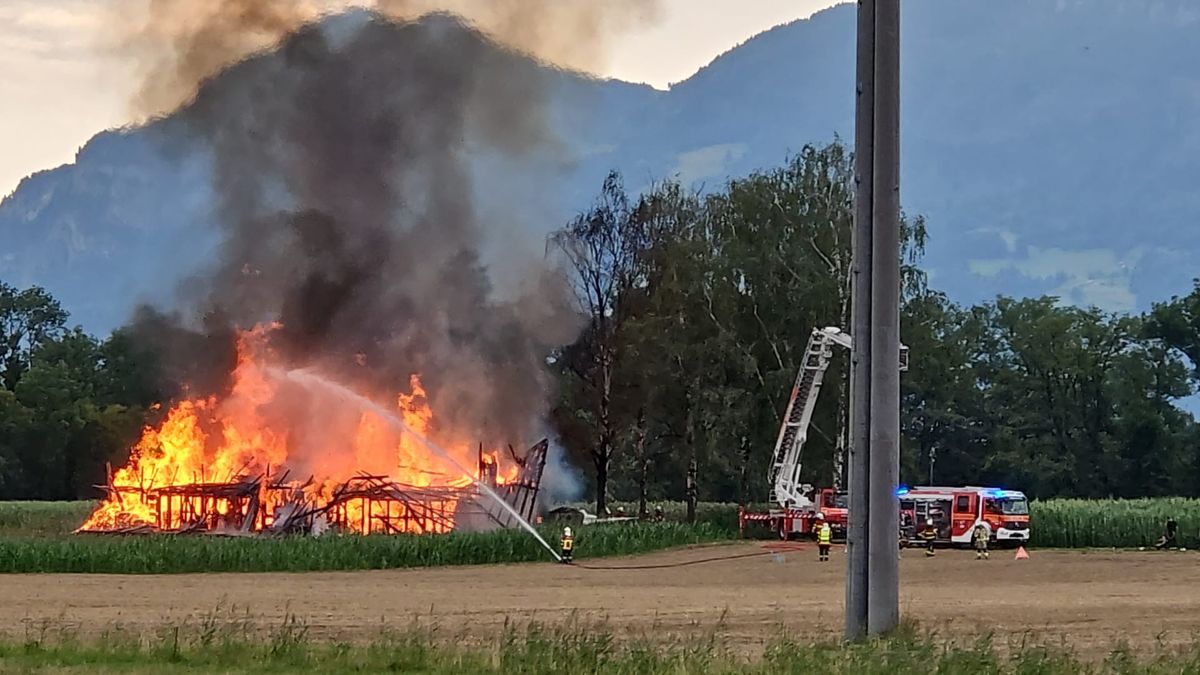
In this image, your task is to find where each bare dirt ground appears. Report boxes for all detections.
[2,543,1198,657]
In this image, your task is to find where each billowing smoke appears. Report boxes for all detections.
[539,436,586,506]
[116,0,660,120]
[120,1,656,453]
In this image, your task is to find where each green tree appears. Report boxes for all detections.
[902,294,1198,499]
[1104,325,1195,496]
[900,291,991,487]
[0,389,34,497]
[0,282,68,391]
[0,284,162,500]
[1146,279,1200,383]
[549,172,653,515]
[621,180,714,519]
[13,330,109,498]
[98,328,166,409]
[557,141,930,513]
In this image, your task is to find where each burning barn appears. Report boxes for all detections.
[79,441,547,537]
[78,328,550,537]
[76,8,600,539]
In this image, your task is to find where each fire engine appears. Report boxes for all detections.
[736,326,1032,547]
[899,485,1030,547]
[738,326,907,540]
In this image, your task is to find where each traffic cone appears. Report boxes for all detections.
[1014,546,1029,560]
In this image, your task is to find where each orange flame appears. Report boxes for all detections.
[81,326,522,534]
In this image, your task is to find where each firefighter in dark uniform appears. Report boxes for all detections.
[560,526,574,563]
[1154,518,1178,550]
[921,517,937,557]
[973,524,990,560]
[816,513,833,562]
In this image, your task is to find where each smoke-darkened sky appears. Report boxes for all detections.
[0,0,841,195]
[123,5,612,450]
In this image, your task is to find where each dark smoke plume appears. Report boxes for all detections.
[123,1,654,449]
[118,0,660,121]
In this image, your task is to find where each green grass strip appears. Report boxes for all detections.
[1,620,1197,674]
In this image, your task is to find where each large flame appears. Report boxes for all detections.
[82,326,520,534]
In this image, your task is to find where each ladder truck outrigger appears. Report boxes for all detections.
[738,327,908,541]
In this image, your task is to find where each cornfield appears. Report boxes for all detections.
[0,496,1191,572]
[1030,498,1198,549]
[584,501,751,530]
[0,521,731,574]
[0,501,94,538]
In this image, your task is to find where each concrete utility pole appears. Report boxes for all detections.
[867,0,901,635]
[844,0,875,643]
[847,0,901,639]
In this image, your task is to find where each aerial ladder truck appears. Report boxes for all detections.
[738,327,908,540]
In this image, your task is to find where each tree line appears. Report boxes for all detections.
[550,140,1200,515]
[0,284,162,499]
[1,139,1198,506]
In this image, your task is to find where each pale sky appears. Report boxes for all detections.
[0,0,841,197]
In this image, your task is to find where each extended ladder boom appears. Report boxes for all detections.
[768,327,908,510]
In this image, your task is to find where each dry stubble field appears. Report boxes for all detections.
[2,542,1196,658]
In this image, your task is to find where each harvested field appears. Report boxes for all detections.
[3,543,1197,658]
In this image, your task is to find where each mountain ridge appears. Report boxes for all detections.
[2,0,1198,334]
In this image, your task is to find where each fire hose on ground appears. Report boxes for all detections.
[568,548,785,570]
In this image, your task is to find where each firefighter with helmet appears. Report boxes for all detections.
[560,526,574,564]
[972,524,990,560]
[815,512,833,562]
[920,517,937,557]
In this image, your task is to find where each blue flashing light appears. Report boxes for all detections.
[895,486,909,496]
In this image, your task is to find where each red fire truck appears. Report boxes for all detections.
[739,486,848,540]
[816,487,849,532]
[899,485,1030,547]
[736,327,1031,548]
[738,327,905,540]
